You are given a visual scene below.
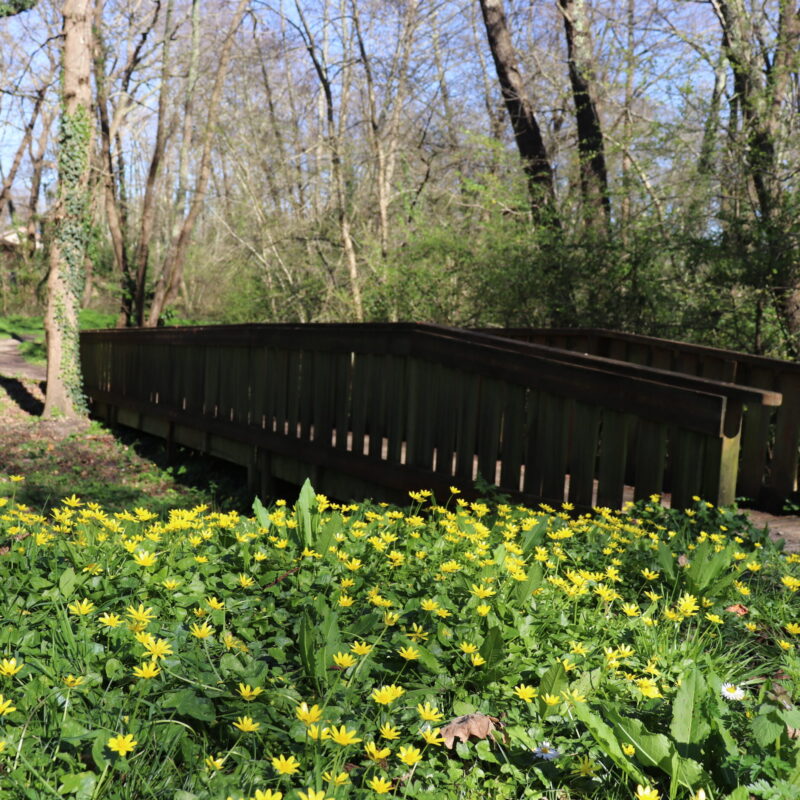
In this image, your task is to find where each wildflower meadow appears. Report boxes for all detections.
[0,475,799,800]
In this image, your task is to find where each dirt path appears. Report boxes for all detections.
[0,338,46,382]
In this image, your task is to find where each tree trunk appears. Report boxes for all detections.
[146,0,250,325]
[557,0,610,230]
[43,0,93,419]
[478,0,558,221]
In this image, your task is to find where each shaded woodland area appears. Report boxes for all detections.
[1,0,799,356]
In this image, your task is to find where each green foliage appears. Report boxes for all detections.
[0,483,798,799]
[0,0,35,17]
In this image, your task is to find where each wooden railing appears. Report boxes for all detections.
[80,323,781,509]
[480,327,800,505]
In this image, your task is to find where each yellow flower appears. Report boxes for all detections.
[380,722,401,740]
[372,685,406,705]
[62,675,84,688]
[338,595,355,607]
[470,653,486,667]
[476,604,491,617]
[237,683,264,701]
[641,568,659,580]
[622,743,635,756]
[190,621,214,639]
[677,593,699,618]
[705,613,723,625]
[420,599,439,611]
[383,611,400,626]
[132,550,157,567]
[332,652,357,669]
[142,637,173,660]
[398,645,420,661]
[133,661,161,679]
[398,744,423,766]
[238,574,255,588]
[98,613,122,628]
[271,753,300,775]
[420,727,445,745]
[253,791,283,800]
[416,702,443,721]
[622,603,640,617]
[459,642,478,653]
[778,639,794,651]
[514,684,537,702]
[470,583,496,598]
[572,755,599,776]
[542,693,561,706]
[636,677,662,698]
[350,640,373,656]
[785,623,800,635]
[636,786,660,800]
[367,776,393,794]
[162,579,181,591]
[68,599,95,616]
[233,716,260,732]
[206,596,225,610]
[126,604,156,624]
[297,790,333,800]
[365,741,391,760]
[205,755,224,771]
[0,658,23,678]
[107,733,137,756]
[296,702,323,724]
[322,770,349,786]
[328,725,362,746]
[62,494,82,507]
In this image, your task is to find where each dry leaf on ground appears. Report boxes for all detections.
[440,713,504,749]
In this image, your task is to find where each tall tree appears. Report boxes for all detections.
[43,0,93,418]
[478,0,558,221]
[557,0,609,229]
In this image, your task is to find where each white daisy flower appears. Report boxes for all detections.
[720,682,745,701]
[533,741,560,760]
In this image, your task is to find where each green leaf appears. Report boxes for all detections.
[252,496,271,531]
[452,700,477,716]
[58,772,97,799]
[294,478,316,548]
[61,718,92,742]
[479,626,504,670]
[298,611,315,682]
[572,703,647,785]
[514,562,542,606]
[104,658,124,680]
[474,739,498,763]
[606,708,707,789]
[724,788,750,800]
[657,542,676,581]
[59,567,77,600]
[671,667,710,747]
[536,661,566,717]
[165,689,217,722]
[91,732,109,771]
[780,707,800,729]
[751,707,784,748]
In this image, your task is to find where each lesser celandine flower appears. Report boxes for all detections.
[365,742,391,760]
[459,642,478,653]
[253,791,283,800]
[107,733,137,756]
[322,771,349,785]
[190,621,214,639]
[367,776,393,794]
[397,744,423,766]
[206,596,225,610]
[297,789,333,800]
[98,613,122,628]
[380,722,401,740]
[296,702,323,724]
[398,645,420,660]
[636,786,660,800]
[271,753,300,775]
[237,683,263,701]
[62,675,83,688]
[0,658,23,678]
[332,652,356,669]
[513,684,537,702]
[420,727,445,745]
[417,702,443,721]
[126,604,156,624]
[328,725,361,746]
[622,743,635,756]
[476,604,491,616]
[470,653,486,667]
[68,599,95,616]
[132,550,157,567]
[232,716,260,732]
[350,640,372,655]
[162,579,180,590]
[133,661,160,679]
[205,755,224,771]
[372,685,406,705]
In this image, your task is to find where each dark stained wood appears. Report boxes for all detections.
[568,401,601,507]
[596,410,630,508]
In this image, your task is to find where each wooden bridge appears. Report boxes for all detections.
[79,323,799,511]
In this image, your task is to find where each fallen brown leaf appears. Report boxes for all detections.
[440,713,504,749]
[725,604,749,616]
